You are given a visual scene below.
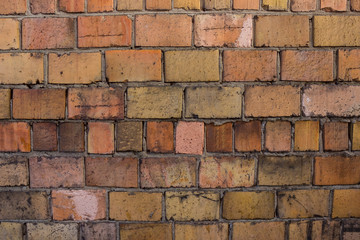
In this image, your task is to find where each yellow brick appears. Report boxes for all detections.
[262,0,288,10]
[120,224,172,240]
[233,222,285,240]
[0,19,19,50]
[0,222,23,239]
[289,221,308,240]
[0,89,10,119]
[175,224,228,240]
[311,220,340,240]
[294,121,320,151]
[117,0,143,10]
[332,189,360,218]
[352,122,360,150]
[204,0,231,9]
[174,0,201,9]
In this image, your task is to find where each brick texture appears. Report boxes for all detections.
[0,19,20,50]
[234,121,262,152]
[0,0,26,14]
[206,123,233,152]
[0,122,31,152]
[0,156,28,186]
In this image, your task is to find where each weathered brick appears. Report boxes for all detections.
[338,49,360,81]
[88,122,114,154]
[59,123,85,152]
[0,89,11,119]
[106,50,162,82]
[175,224,228,240]
[294,121,320,151]
[265,121,291,152]
[49,52,102,84]
[258,156,312,185]
[343,220,360,240]
[22,18,75,49]
[29,157,84,188]
[223,191,275,219]
[206,123,233,153]
[59,0,85,12]
[88,0,113,12]
[117,0,143,10]
[33,122,57,151]
[224,50,277,81]
[136,14,192,47]
[166,191,220,221]
[127,87,183,119]
[234,121,262,152]
[86,157,138,187]
[255,16,309,47]
[80,223,116,240]
[186,87,242,118]
[281,50,334,81]
[27,223,78,240]
[290,0,316,11]
[352,122,360,150]
[303,85,360,117]
[176,121,204,155]
[146,0,171,10]
[278,190,330,218]
[352,0,360,11]
[314,156,360,185]
[314,16,360,46]
[52,190,106,220]
[289,221,308,240]
[323,122,348,151]
[0,0,27,14]
[0,53,43,84]
[204,0,231,9]
[147,121,174,153]
[141,157,196,188]
[109,192,162,221]
[245,85,300,117]
[174,0,201,9]
[117,122,143,151]
[30,0,56,13]
[333,189,360,218]
[0,222,23,240]
[165,50,219,82]
[195,14,252,47]
[78,16,131,48]
[321,0,347,11]
[0,191,48,220]
[68,88,124,119]
[0,122,31,152]
[233,222,285,240]
[262,0,287,10]
[199,157,255,188]
[0,156,28,186]
[311,220,341,240]
[233,0,259,9]
[13,89,66,119]
[120,224,172,240]
[0,19,20,50]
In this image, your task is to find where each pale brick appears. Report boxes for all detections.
[117,0,143,10]
[0,89,10,119]
[0,222,22,240]
[263,0,287,10]
[0,156,28,186]
[120,224,172,240]
[174,0,201,9]
[338,49,360,81]
[233,222,285,240]
[27,223,77,240]
[204,0,230,9]
[0,19,19,50]
[175,224,228,240]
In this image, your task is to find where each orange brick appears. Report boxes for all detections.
[233,0,260,9]
[323,122,348,151]
[291,0,316,11]
[0,89,11,119]
[146,0,171,10]
[199,156,255,188]
[195,14,252,47]
[0,122,30,152]
[117,0,143,10]
[59,122,85,152]
[106,50,162,82]
[68,88,124,119]
[88,122,114,154]
[52,190,106,220]
[30,0,56,13]
[333,189,360,218]
[352,122,360,150]
[120,224,172,240]
[255,16,309,47]
[140,157,196,188]
[29,157,84,188]
[59,0,85,12]
[175,121,204,155]
[204,0,231,9]
[233,222,285,240]
[224,50,277,81]
[352,0,360,10]
[245,85,300,117]
[0,0,27,14]
[0,156,28,186]
[110,192,162,221]
[314,156,360,185]
[281,50,334,81]
[234,121,262,152]
[175,224,228,240]
[206,123,233,153]
[22,18,75,49]
[338,49,360,81]
[294,121,320,151]
[136,14,192,47]
[321,0,347,11]
[174,0,201,10]
[13,89,66,119]
[147,121,174,153]
[49,52,102,84]
[33,122,57,151]
[78,16,131,48]
[88,0,113,12]
[86,157,138,187]
[311,220,341,240]
[81,223,116,240]
[265,121,291,152]
[0,19,20,50]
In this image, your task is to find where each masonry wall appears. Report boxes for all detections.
[0,0,360,239]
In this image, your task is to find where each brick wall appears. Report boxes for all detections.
[0,0,359,239]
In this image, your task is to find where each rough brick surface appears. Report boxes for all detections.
[0,156,28,186]
[176,121,204,154]
[206,123,233,152]
[0,222,23,239]
[117,0,143,10]
[289,221,308,240]
[0,89,11,119]
[332,189,360,218]
[120,224,172,240]
[291,0,316,11]
[0,19,20,50]
[174,0,201,9]
[33,123,57,151]
[234,0,259,9]
[338,49,360,81]
[323,122,348,151]
[265,121,291,152]
[88,122,114,154]
[30,0,56,13]
[352,122,360,150]
[59,123,85,152]
[88,0,113,12]
[27,223,78,240]
[321,0,347,11]
[147,121,174,153]
[352,0,360,11]
[0,122,31,152]
[234,121,262,152]
[0,0,27,14]
[146,0,171,10]
[311,220,341,240]
[59,0,85,12]
[233,222,285,240]
[80,223,116,240]
[262,0,287,10]
[294,121,320,151]
[116,122,143,151]
[175,224,228,240]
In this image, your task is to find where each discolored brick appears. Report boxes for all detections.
[352,0,360,11]
[146,0,171,10]
[311,220,341,240]
[291,0,316,11]
[27,223,78,240]
[88,122,114,154]
[343,220,360,240]
[80,223,116,240]
[0,122,31,152]
[0,89,11,119]
[323,122,348,151]
[30,0,56,13]
[294,121,320,151]
[0,156,28,186]
[0,19,20,50]
[59,0,85,12]
[265,121,291,152]
[33,122,57,151]
[147,121,174,153]
[120,224,172,240]
[289,221,308,240]
[233,222,285,240]
[338,49,360,81]
[88,0,113,12]
[206,123,233,152]
[0,0,27,14]
[117,0,143,10]
[174,0,201,9]
[352,122,360,150]
[234,121,262,152]
[333,189,360,218]
[175,121,204,155]
[204,0,231,9]
[116,122,143,152]
[175,224,228,240]
[0,222,23,240]
[321,0,347,11]
[233,0,259,9]
[263,0,287,10]
[59,123,85,152]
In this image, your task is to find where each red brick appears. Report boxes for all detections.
[314,156,360,185]
[321,0,347,11]
[0,122,30,152]
[116,122,143,152]
[291,0,316,11]
[206,123,233,153]
[147,121,174,153]
[59,122,85,152]
[33,123,57,151]
[0,0,27,14]
[194,14,252,47]
[136,14,192,47]
[120,224,172,240]
[86,157,138,187]
[224,50,277,81]
[323,122,348,151]
[338,49,360,81]
[30,0,56,13]
[68,88,124,119]
[175,121,204,155]
[233,222,285,240]
[0,89,11,119]
[332,189,360,218]
[146,0,171,10]
[22,18,75,49]
[0,156,28,186]
[52,190,106,221]
[352,0,360,11]
[59,0,85,12]
[78,16,132,48]
[141,157,196,188]
[233,0,260,9]
[245,85,301,117]
[0,19,20,50]
[29,157,84,188]
[80,223,116,240]
[234,121,262,152]
[13,89,66,119]
[88,0,113,12]
[265,121,291,152]
[88,122,114,154]
[281,50,334,81]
